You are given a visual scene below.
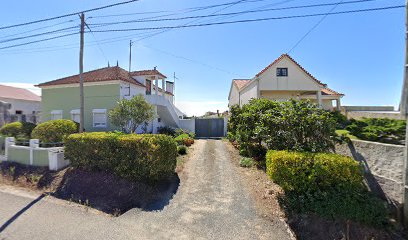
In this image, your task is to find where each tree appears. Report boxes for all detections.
[109,95,156,133]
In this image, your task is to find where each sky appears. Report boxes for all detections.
[0,0,405,116]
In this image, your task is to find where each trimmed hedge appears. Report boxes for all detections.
[266,150,388,226]
[65,132,177,181]
[0,121,36,138]
[266,151,363,193]
[32,119,78,143]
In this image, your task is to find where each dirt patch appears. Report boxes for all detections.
[224,140,406,240]
[0,161,180,216]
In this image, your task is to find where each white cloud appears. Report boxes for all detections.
[176,101,228,117]
[0,82,41,96]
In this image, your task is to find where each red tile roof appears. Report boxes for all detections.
[0,85,40,102]
[36,66,145,88]
[131,69,167,79]
[233,79,251,90]
[322,87,344,96]
[255,54,326,87]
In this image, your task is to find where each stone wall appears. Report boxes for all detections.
[335,139,405,204]
[345,111,403,120]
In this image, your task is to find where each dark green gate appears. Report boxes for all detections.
[195,118,225,138]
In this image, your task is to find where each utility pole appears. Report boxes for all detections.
[173,72,176,104]
[129,40,133,73]
[402,0,408,227]
[79,13,85,133]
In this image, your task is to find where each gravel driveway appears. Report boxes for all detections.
[0,139,292,240]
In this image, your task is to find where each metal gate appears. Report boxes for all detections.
[195,118,225,138]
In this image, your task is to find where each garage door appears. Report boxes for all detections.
[195,118,225,138]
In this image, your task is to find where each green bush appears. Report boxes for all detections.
[346,118,405,145]
[0,122,36,138]
[330,110,350,129]
[266,150,388,226]
[239,157,253,168]
[266,151,363,193]
[32,119,78,143]
[65,132,177,182]
[177,145,187,155]
[157,126,176,136]
[174,133,194,146]
[174,128,195,138]
[229,99,336,161]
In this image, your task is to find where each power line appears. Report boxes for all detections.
[84,21,109,63]
[88,5,405,33]
[0,32,78,50]
[0,0,141,30]
[0,4,402,52]
[0,19,76,40]
[88,0,271,19]
[0,26,78,44]
[89,0,376,26]
[288,0,344,53]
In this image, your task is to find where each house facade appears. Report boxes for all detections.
[228,54,344,111]
[0,85,41,124]
[36,66,185,133]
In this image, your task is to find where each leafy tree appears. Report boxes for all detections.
[109,95,156,133]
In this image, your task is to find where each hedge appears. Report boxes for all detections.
[32,119,78,143]
[266,151,363,194]
[65,132,178,182]
[0,121,36,138]
[266,150,388,226]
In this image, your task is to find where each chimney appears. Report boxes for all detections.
[217,110,220,117]
[154,66,157,70]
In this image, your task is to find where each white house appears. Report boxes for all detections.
[228,54,344,111]
[0,84,41,124]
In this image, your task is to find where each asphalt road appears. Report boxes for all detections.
[0,140,292,240]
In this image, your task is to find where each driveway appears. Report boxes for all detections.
[0,140,292,240]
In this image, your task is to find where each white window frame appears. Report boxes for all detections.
[92,109,107,128]
[70,109,80,123]
[50,110,63,120]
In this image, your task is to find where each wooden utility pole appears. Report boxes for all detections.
[402,1,408,227]
[79,13,85,133]
[173,72,176,104]
[129,40,133,73]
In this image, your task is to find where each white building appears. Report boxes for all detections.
[0,84,41,123]
[228,54,344,111]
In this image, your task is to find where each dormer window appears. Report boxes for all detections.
[277,68,288,77]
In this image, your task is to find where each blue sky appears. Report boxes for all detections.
[0,0,405,116]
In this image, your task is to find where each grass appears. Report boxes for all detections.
[336,129,359,140]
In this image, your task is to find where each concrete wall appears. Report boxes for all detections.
[228,84,240,106]
[179,119,195,133]
[335,139,405,204]
[0,97,41,115]
[343,106,395,112]
[345,111,403,120]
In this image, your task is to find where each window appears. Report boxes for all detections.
[71,109,80,123]
[51,110,63,120]
[93,109,107,128]
[15,110,23,114]
[276,68,288,77]
[146,79,152,95]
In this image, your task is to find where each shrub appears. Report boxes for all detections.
[174,128,195,138]
[229,99,336,161]
[330,110,350,129]
[157,126,176,136]
[266,151,363,193]
[177,145,187,155]
[267,150,388,226]
[239,157,253,168]
[174,134,194,146]
[346,118,405,145]
[65,132,177,182]
[32,119,78,143]
[0,122,36,138]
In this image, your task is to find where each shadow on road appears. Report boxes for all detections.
[0,194,45,233]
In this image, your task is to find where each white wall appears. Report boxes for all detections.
[239,80,258,106]
[258,57,321,92]
[228,84,240,106]
[0,97,41,115]
[179,119,195,133]
[120,82,145,100]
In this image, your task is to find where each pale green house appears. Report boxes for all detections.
[36,66,185,133]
